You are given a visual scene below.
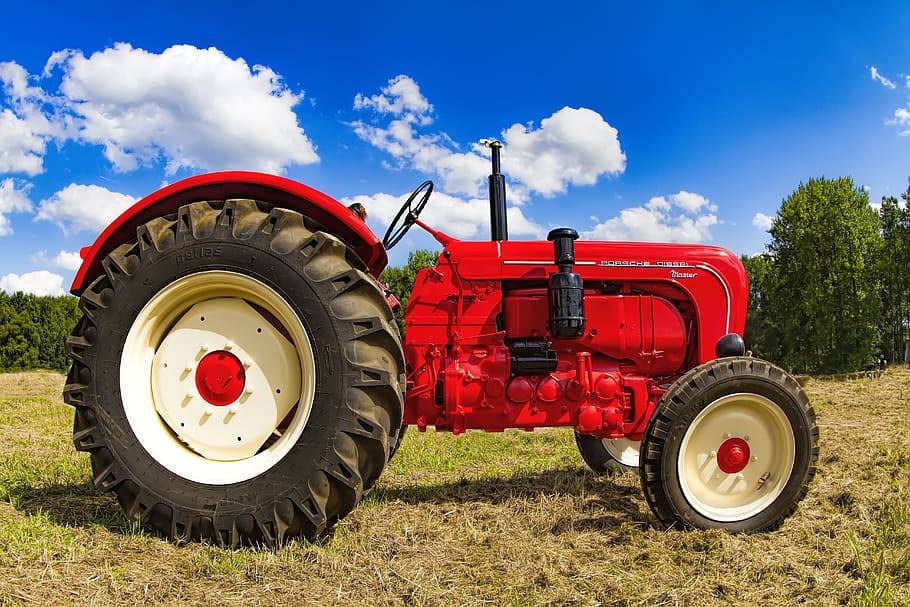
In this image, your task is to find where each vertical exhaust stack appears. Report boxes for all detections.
[548,228,585,338]
[484,139,509,241]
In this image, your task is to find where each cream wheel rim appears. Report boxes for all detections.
[677,393,795,522]
[603,438,640,467]
[120,270,316,485]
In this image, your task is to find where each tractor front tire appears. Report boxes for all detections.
[64,199,404,546]
[574,432,640,475]
[640,357,818,532]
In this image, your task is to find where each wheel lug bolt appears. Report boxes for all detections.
[224,341,235,351]
[744,434,750,441]
[752,456,758,462]
[709,450,717,458]
[200,344,211,354]
[243,358,253,368]
[724,432,732,439]
[228,404,240,414]
[736,473,744,480]
[184,361,194,372]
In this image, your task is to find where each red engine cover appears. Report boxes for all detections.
[504,289,687,376]
[401,237,747,438]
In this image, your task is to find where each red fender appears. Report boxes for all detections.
[70,171,388,295]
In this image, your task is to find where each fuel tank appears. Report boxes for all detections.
[503,288,687,376]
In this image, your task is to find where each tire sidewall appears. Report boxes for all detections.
[660,374,815,531]
[92,231,348,515]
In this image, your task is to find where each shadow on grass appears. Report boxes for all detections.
[8,468,654,538]
[8,480,131,533]
[369,467,655,533]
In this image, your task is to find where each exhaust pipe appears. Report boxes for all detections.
[484,139,509,241]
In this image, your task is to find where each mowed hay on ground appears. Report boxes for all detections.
[0,368,909,606]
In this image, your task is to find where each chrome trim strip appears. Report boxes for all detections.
[500,259,732,333]
[502,260,596,265]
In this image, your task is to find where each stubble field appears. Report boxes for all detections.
[0,368,909,606]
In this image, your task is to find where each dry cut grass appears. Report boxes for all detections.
[0,368,909,606]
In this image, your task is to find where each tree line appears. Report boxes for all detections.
[743,177,909,373]
[0,292,79,371]
[0,176,906,375]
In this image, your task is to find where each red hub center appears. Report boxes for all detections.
[716,437,750,474]
[195,350,246,406]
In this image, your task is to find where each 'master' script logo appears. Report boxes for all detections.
[671,270,698,279]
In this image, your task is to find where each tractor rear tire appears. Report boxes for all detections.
[389,424,407,460]
[640,357,818,532]
[64,199,404,546]
[574,432,639,474]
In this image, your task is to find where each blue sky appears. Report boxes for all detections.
[1,1,909,294]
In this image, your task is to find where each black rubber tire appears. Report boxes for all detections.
[639,357,818,532]
[64,199,405,546]
[574,432,637,475]
[389,424,407,460]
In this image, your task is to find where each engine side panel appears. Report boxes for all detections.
[402,239,747,438]
[503,289,687,376]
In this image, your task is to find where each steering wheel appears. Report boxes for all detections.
[383,180,434,249]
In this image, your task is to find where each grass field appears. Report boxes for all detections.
[0,369,909,606]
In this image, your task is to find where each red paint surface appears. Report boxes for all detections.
[401,238,747,439]
[195,351,246,406]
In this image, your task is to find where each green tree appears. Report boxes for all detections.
[741,253,781,362]
[877,187,910,365]
[379,250,438,335]
[768,177,881,373]
[0,292,81,372]
[0,295,40,370]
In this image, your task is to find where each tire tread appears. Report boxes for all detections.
[65,200,404,546]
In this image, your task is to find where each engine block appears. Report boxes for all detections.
[400,238,747,440]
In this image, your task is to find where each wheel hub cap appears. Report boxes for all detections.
[151,297,302,462]
[716,437,750,474]
[195,350,246,406]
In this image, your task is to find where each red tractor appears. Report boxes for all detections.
[64,142,818,546]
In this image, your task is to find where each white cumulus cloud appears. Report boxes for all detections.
[583,191,718,243]
[870,65,910,136]
[893,106,910,136]
[344,190,544,241]
[354,74,433,120]
[57,43,319,174]
[0,43,319,177]
[752,212,774,231]
[0,270,65,296]
[351,75,625,201]
[0,61,66,176]
[31,249,82,271]
[499,107,626,198]
[871,66,897,89]
[0,178,33,236]
[35,183,136,235]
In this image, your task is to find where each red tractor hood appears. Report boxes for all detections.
[439,238,748,361]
